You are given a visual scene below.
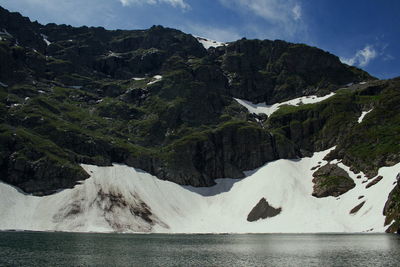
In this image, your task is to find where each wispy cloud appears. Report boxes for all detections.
[119,0,189,9]
[185,24,242,42]
[217,0,305,38]
[341,45,377,67]
[292,4,302,20]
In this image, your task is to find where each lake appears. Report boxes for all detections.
[1,232,399,266]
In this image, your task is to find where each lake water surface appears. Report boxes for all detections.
[1,232,400,266]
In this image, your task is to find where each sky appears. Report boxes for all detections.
[1,0,399,79]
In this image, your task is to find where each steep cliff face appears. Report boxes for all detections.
[162,121,279,186]
[218,39,372,104]
[384,175,400,233]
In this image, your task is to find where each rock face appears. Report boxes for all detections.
[384,175,400,233]
[161,122,284,186]
[312,164,356,198]
[220,39,371,104]
[247,198,282,222]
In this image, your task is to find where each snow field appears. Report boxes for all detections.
[0,148,398,233]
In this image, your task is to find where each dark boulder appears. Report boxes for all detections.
[247,198,282,222]
[312,164,355,198]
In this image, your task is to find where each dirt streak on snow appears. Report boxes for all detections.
[0,148,398,233]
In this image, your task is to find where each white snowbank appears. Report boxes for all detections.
[234,92,335,117]
[195,36,226,49]
[358,109,373,123]
[147,75,162,85]
[132,77,145,81]
[0,81,8,87]
[0,148,398,233]
[41,34,51,46]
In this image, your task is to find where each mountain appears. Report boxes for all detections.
[0,6,399,233]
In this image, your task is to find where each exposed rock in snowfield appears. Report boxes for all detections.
[247,198,282,222]
[312,164,356,198]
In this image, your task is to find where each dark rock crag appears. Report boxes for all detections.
[312,164,356,198]
[247,198,282,222]
[384,174,400,233]
[350,201,366,214]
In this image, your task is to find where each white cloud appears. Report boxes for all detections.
[218,0,300,23]
[341,45,377,67]
[217,0,305,39]
[292,4,302,20]
[119,0,189,9]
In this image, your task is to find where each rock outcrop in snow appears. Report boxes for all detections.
[247,198,282,222]
[312,164,356,198]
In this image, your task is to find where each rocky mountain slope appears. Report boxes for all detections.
[0,6,399,233]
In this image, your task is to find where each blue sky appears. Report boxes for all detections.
[1,0,399,79]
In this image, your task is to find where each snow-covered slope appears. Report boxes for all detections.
[234,93,335,117]
[195,36,226,49]
[1,149,398,233]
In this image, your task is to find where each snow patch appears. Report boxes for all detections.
[195,36,226,49]
[41,34,51,46]
[132,77,145,81]
[107,51,121,58]
[358,109,373,123]
[0,148,398,233]
[0,29,12,37]
[234,92,336,117]
[0,81,8,87]
[147,75,162,85]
